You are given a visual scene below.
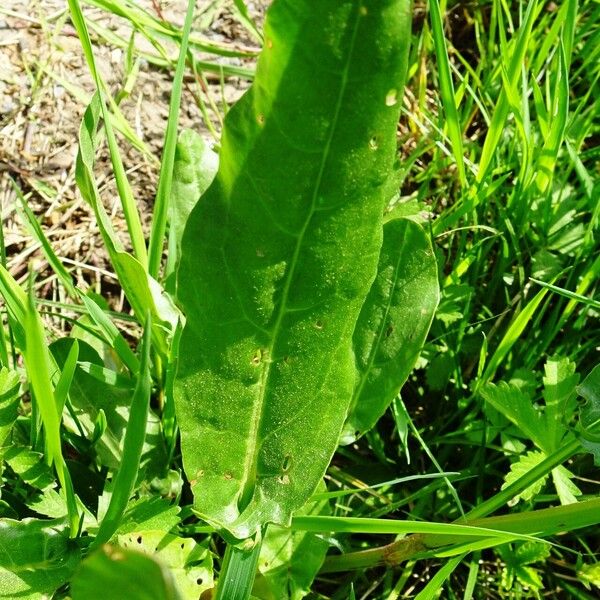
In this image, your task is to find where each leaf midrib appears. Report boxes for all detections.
[238,2,366,513]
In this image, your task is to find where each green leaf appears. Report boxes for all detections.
[255,494,330,600]
[166,129,218,277]
[0,368,20,449]
[68,0,147,266]
[501,451,548,504]
[0,518,80,598]
[147,0,197,279]
[498,541,550,592]
[76,94,177,349]
[95,319,153,546]
[578,562,600,590]
[117,531,213,598]
[551,465,581,505]
[70,544,180,600]
[27,488,71,519]
[576,363,600,465]
[542,356,578,449]
[111,253,179,357]
[343,218,438,443]
[117,497,181,534]
[480,382,549,451]
[512,541,551,565]
[3,446,56,491]
[175,0,411,539]
[51,339,167,478]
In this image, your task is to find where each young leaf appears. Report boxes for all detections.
[498,541,550,592]
[343,218,439,443]
[76,95,177,355]
[3,446,56,491]
[578,562,600,590]
[175,0,412,539]
[147,0,196,279]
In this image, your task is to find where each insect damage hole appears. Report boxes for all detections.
[282,453,292,472]
[369,136,379,150]
[385,89,398,106]
[251,349,264,366]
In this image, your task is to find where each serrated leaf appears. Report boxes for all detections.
[498,541,549,592]
[578,562,600,589]
[3,446,56,491]
[512,565,544,590]
[502,451,548,504]
[175,0,412,539]
[70,544,180,600]
[513,541,551,565]
[118,497,181,534]
[117,530,213,598]
[551,465,581,505]
[0,518,80,598]
[481,382,550,451]
[342,218,439,443]
[27,488,69,519]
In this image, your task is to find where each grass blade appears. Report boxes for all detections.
[414,555,465,600]
[67,0,148,267]
[147,0,195,279]
[535,42,569,193]
[480,285,550,384]
[22,280,79,535]
[11,178,78,298]
[54,340,80,415]
[476,0,539,183]
[428,0,467,188]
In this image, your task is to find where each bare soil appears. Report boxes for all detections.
[0,0,266,325]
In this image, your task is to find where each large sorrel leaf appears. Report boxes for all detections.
[176,0,411,539]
